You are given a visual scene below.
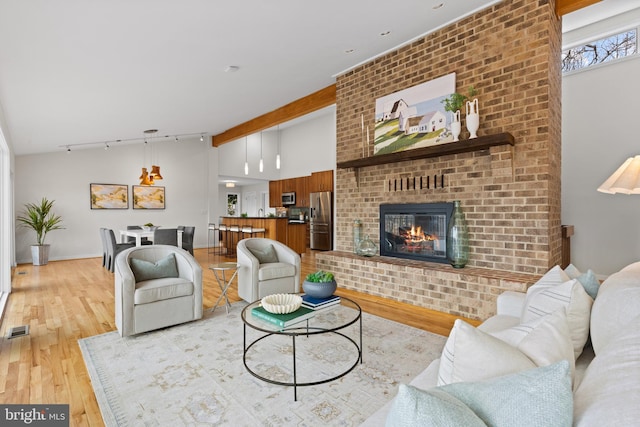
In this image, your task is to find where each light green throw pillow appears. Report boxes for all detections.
[386,385,487,427]
[565,264,599,299]
[130,253,178,282]
[387,361,572,427]
[247,244,279,263]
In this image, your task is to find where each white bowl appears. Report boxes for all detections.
[260,294,302,314]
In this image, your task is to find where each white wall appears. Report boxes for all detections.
[562,12,640,277]
[14,136,214,263]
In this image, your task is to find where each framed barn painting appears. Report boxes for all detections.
[90,183,128,209]
[133,186,165,209]
[373,72,456,155]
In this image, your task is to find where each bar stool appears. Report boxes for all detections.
[241,224,266,239]
[218,223,228,255]
[208,223,219,254]
[226,224,240,255]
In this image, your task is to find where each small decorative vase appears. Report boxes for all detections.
[466,98,479,139]
[303,279,337,299]
[446,201,469,268]
[356,235,377,257]
[450,110,461,142]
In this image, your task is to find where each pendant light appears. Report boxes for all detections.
[244,136,249,175]
[259,132,264,173]
[139,129,162,185]
[276,124,281,170]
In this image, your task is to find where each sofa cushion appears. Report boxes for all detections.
[385,384,486,427]
[574,314,640,426]
[390,361,572,427]
[522,266,593,359]
[130,253,179,282]
[565,264,600,299]
[590,264,640,354]
[489,309,576,377]
[438,319,537,386]
[258,262,296,281]
[247,244,279,264]
[134,277,194,305]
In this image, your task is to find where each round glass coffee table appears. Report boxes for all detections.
[241,296,362,401]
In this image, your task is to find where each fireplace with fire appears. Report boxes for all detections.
[380,202,454,263]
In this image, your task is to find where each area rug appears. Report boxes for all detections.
[79,303,446,426]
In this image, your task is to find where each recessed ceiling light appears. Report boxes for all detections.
[432,3,444,9]
[224,65,239,73]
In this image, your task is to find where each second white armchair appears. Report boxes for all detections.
[236,238,301,302]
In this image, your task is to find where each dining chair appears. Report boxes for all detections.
[180,226,195,255]
[153,228,178,246]
[105,228,135,272]
[99,228,108,268]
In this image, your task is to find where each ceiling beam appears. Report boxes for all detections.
[556,0,601,17]
[211,84,337,147]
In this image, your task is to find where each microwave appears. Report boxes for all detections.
[282,192,296,206]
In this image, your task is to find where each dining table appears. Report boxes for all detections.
[119,228,183,247]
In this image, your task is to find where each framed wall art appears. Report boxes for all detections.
[90,183,129,209]
[373,72,456,155]
[132,186,165,209]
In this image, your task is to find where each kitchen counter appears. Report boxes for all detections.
[219,217,306,254]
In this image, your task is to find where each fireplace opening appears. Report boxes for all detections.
[380,202,453,263]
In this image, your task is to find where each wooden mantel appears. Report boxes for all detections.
[337,132,515,170]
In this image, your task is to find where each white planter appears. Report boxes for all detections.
[466,99,479,139]
[450,110,461,142]
[31,244,50,266]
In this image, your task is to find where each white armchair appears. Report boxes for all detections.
[236,238,301,302]
[114,245,203,337]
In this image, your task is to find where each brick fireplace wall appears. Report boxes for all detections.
[317,0,562,320]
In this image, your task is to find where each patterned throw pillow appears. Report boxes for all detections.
[522,267,593,359]
[388,361,572,427]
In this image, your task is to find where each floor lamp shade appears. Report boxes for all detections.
[598,156,640,194]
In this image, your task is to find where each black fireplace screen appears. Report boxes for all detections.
[380,202,453,263]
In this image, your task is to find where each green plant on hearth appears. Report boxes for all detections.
[441,86,478,113]
[144,222,154,227]
[305,270,335,283]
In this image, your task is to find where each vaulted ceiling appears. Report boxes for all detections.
[0,0,621,155]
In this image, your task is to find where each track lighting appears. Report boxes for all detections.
[57,132,207,151]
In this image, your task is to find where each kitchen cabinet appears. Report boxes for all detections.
[269,180,282,208]
[219,217,305,254]
[295,176,309,207]
[309,170,333,192]
[286,222,307,254]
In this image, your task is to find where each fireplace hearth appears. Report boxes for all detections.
[380,202,453,263]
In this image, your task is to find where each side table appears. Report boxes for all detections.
[208,262,238,313]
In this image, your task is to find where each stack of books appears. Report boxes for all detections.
[301,294,341,310]
[251,305,315,328]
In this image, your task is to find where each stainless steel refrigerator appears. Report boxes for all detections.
[310,191,332,250]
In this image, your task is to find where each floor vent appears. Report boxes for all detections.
[7,325,29,339]
[17,271,27,275]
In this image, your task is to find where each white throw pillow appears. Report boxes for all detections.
[522,267,593,359]
[490,309,576,377]
[438,319,537,386]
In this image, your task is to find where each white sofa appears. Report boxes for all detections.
[362,261,640,426]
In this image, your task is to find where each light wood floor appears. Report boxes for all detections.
[0,248,478,426]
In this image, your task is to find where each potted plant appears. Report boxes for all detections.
[17,197,64,265]
[303,270,337,299]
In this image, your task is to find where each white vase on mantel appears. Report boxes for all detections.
[450,110,461,142]
[466,98,479,139]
